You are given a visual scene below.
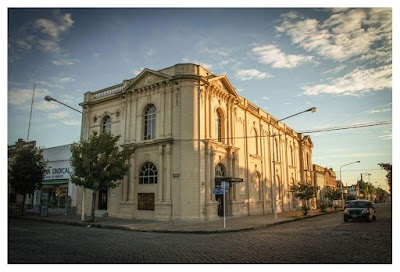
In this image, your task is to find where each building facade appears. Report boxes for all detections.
[77,63,314,221]
[313,164,337,207]
[8,140,77,214]
[40,144,77,214]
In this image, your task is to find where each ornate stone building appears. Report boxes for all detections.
[77,63,314,221]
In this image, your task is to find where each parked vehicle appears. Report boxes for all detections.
[344,200,353,209]
[343,200,376,222]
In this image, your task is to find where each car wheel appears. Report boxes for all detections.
[344,218,348,222]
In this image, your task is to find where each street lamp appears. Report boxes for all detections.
[360,173,371,199]
[271,107,317,221]
[339,161,360,209]
[45,95,89,221]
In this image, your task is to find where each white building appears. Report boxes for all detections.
[36,144,77,213]
[77,63,314,221]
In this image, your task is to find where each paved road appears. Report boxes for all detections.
[8,202,391,263]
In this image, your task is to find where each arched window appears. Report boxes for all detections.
[274,138,279,162]
[252,128,259,155]
[290,145,294,166]
[215,163,226,187]
[144,104,156,140]
[102,115,111,133]
[215,109,224,143]
[138,162,158,184]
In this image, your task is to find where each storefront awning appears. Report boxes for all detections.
[42,179,69,185]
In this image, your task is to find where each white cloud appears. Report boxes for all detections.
[58,77,75,84]
[181,58,213,70]
[367,108,392,114]
[8,88,51,109]
[48,111,72,119]
[236,69,273,80]
[302,64,392,96]
[322,65,347,75]
[378,133,392,140]
[200,48,229,57]
[262,96,270,100]
[51,58,80,66]
[63,120,81,126]
[252,44,315,69]
[276,8,391,63]
[34,12,74,40]
[11,11,74,55]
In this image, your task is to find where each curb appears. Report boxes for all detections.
[9,210,338,234]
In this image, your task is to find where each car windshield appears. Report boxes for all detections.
[349,201,369,208]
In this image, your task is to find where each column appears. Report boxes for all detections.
[210,147,216,201]
[165,144,172,202]
[158,145,164,202]
[128,155,135,202]
[205,141,210,202]
[123,175,129,202]
[160,86,165,138]
[233,152,238,201]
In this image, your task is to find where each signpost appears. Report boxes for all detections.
[213,181,229,228]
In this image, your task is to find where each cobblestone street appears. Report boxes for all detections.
[8,202,391,264]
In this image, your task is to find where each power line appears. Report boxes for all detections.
[299,120,391,134]
[174,120,392,142]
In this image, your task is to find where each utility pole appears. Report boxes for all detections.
[27,83,36,141]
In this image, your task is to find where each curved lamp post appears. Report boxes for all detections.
[271,107,317,221]
[45,95,89,222]
[339,161,360,209]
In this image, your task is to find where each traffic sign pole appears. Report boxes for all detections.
[223,182,226,229]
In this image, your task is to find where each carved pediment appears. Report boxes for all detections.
[134,73,166,89]
[209,75,239,99]
[125,69,171,91]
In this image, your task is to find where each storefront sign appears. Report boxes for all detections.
[43,162,72,180]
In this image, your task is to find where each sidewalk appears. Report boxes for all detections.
[9,208,339,234]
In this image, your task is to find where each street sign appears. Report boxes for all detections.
[213,188,228,194]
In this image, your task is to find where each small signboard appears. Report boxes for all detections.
[172,173,180,179]
[213,188,224,195]
[213,188,228,194]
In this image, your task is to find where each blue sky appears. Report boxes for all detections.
[6,4,395,192]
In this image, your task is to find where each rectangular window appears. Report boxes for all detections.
[138,193,155,210]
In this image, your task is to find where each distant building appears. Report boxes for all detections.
[77,63,314,221]
[8,140,77,213]
[313,164,336,207]
[347,184,359,199]
[40,144,77,214]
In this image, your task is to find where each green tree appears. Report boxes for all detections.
[70,132,133,222]
[325,188,342,209]
[378,163,392,195]
[289,183,317,215]
[8,146,47,215]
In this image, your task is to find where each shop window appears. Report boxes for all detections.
[138,193,155,210]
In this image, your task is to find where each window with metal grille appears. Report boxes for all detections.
[138,162,158,184]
